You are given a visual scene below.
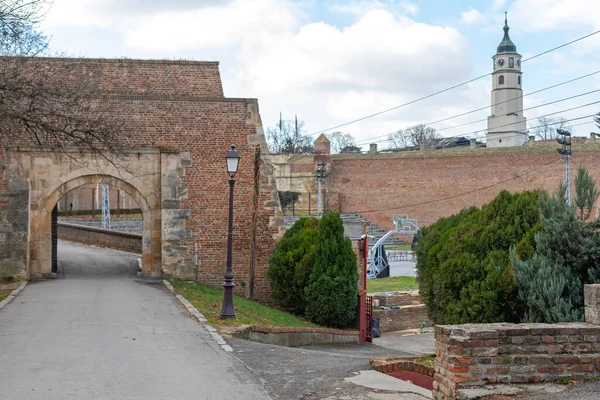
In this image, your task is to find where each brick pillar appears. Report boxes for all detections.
[590,133,597,145]
[369,143,377,155]
[528,136,536,146]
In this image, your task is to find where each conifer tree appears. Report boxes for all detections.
[305,212,358,328]
[267,217,319,314]
[514,168,600,322]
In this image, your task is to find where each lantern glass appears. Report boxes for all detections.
[226,145,240,177]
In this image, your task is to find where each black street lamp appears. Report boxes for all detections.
[220,145,240,319]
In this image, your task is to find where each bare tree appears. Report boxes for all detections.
[0,0,126,154]
[532,116,572,141]
[326,131,356,154]
[265,119,313,154]
[387,124,439,149]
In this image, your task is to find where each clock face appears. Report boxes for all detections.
[498,59,505,66]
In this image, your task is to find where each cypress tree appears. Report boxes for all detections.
[305,211,358,328]
[267,217,319,314]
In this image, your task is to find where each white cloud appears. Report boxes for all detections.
[125,0,299,51]
[398,1,419,17]
[460,8,486,25]
[330,0,385,15]
[226,8,477,145]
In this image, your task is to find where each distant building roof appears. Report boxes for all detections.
[314,133,330,143]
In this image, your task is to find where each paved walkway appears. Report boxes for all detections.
[0,241,268,400]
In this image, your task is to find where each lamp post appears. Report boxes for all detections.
[220,145,240,319]
[316,162,326,217]
[556,129,572,206]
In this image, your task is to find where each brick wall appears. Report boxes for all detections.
[374,304,431,332]
[270,144,600,232]
[0,57,282,303]
[329,146,600,231]
[433,323,600,400]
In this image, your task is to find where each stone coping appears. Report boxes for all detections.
[435,322,600,338]
[251,325,359,335]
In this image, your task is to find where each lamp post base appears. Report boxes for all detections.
[219,282,237,319]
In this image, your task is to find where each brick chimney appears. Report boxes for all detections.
[369,143,378,155]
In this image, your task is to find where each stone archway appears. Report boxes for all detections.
[0,147,192,280]
[38,175,160,278]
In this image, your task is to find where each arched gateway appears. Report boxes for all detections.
[3,147,188,279]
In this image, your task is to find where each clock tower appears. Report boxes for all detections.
[487,13,527,147]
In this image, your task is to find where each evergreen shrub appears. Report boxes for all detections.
[267,217,319,314]
[305,211,358,328]
[513,168,600,322]
[416,190,541,324]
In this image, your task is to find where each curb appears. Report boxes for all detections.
[163,280,233,352]
[0,281,28,311]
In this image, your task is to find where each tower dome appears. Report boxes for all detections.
[497,12,517,54]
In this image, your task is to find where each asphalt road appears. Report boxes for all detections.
[0,241,269,400]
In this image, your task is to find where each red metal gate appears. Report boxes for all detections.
[366,295,373,343]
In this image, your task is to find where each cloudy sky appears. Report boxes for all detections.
[40,0,600,149]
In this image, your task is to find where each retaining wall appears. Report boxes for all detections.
[58,222,142,254]
[374,292,422,307]
[236,326,359,347]
[374,304,432,332]
[433,323,600,400]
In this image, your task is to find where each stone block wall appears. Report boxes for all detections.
[58,222,142,254]
[374,304,431,332]
[374,292,422,307]
[433,323,600,400]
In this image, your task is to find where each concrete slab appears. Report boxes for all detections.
[374,330,435,355]
[345,370,432,399]
[458,383,569,399]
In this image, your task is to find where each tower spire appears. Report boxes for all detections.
[505,11,507,26]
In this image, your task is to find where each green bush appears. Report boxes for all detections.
[514,169,600,323]
[267,217,319,314]
[416,190,541,324]
[304,212,358,328]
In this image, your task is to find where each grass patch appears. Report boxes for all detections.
[367,276,418,293]
[415,355,436,368]
[385,244,412,251]
[0,289,12,302]
[170,279,318,328]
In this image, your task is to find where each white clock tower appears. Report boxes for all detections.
[487,13,527,147]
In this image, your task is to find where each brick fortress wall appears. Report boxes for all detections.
[0,57,283,302]
[270,144,600,232]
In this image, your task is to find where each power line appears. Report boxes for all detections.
[307,29,600,136]
[353,71,600,145]
[349,158,561,215]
